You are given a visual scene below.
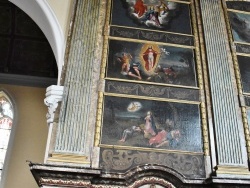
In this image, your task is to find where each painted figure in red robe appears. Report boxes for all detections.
[143,46,159,71]
[134,0,147,17]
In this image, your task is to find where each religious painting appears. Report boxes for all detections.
[228,11,250,43]
[237,55,250,93]
[101,96,202,153]
[111,0,192,35]
[106,39,197,87]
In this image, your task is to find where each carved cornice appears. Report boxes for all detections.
[29,162,250,187]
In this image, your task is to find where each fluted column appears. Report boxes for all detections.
[199,0,249,176]
[48,0,102,165]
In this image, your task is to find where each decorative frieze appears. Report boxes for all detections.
[110,26,194,46]
[100,148,205,179]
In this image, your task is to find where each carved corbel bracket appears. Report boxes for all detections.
[44,85,64,124]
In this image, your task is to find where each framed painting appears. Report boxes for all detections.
[247,109,250,130]
[106,39,197,87]
[237,55,250,93]
[101,95,202,153]
[111,0,192,35]
[228,11,250,43]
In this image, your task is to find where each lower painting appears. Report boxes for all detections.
[101,95,203,153]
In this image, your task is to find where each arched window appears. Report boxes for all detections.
[0,91,13,182]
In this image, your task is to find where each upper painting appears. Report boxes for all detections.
[111,0,192,35]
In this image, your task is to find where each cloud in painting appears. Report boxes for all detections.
[229,12,250,43]
[126,0,178,29]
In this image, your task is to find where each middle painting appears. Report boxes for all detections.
[106,39,197,87]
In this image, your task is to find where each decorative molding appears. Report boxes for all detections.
[47,153,89,164]
[105,80,199,101]
[100,149,205,179]
[94,0,111,147]
[216,165,250,176]
[44,85,64,124]
[29,162,250,187]
[110,26,194,46]
[128,177,176,188]
[0,73,57,88]
[39,178,91,187]
[39,177,176,188]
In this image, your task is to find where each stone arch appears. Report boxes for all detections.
[9,0,65,80]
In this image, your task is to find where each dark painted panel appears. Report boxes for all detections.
[101,96,202,152]
[111,0,192,35]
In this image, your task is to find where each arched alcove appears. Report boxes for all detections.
[9,0,65,79]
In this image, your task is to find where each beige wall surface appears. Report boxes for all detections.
[47,0,74,38]
[0,84,48,188]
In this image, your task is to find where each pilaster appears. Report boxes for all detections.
[199,0,249,176]
[47,0,103,165]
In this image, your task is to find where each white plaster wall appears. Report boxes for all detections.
[0,84,48,188]
[46,0,74,37]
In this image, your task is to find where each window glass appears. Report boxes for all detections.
[0,93,13,182]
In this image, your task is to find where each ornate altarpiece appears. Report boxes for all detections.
[30,0,250,187]
[95,0,207,180]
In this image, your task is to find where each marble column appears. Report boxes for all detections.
[199,0,249,176]
[47,0,102,165]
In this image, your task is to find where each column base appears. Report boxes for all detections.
[47,153,90,165]
[216,165,250,177]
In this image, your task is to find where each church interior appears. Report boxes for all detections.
[1,0,250,187]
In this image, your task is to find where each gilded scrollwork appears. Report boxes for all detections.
[100,149,205,178]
